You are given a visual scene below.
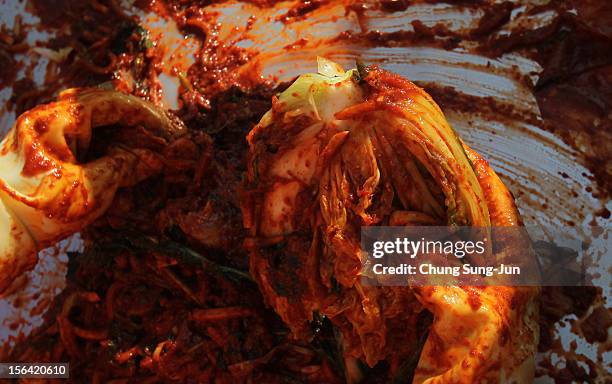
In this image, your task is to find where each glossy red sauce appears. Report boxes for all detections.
[0,0,609,383]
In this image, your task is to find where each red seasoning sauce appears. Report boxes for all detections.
[0,0,609,383]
